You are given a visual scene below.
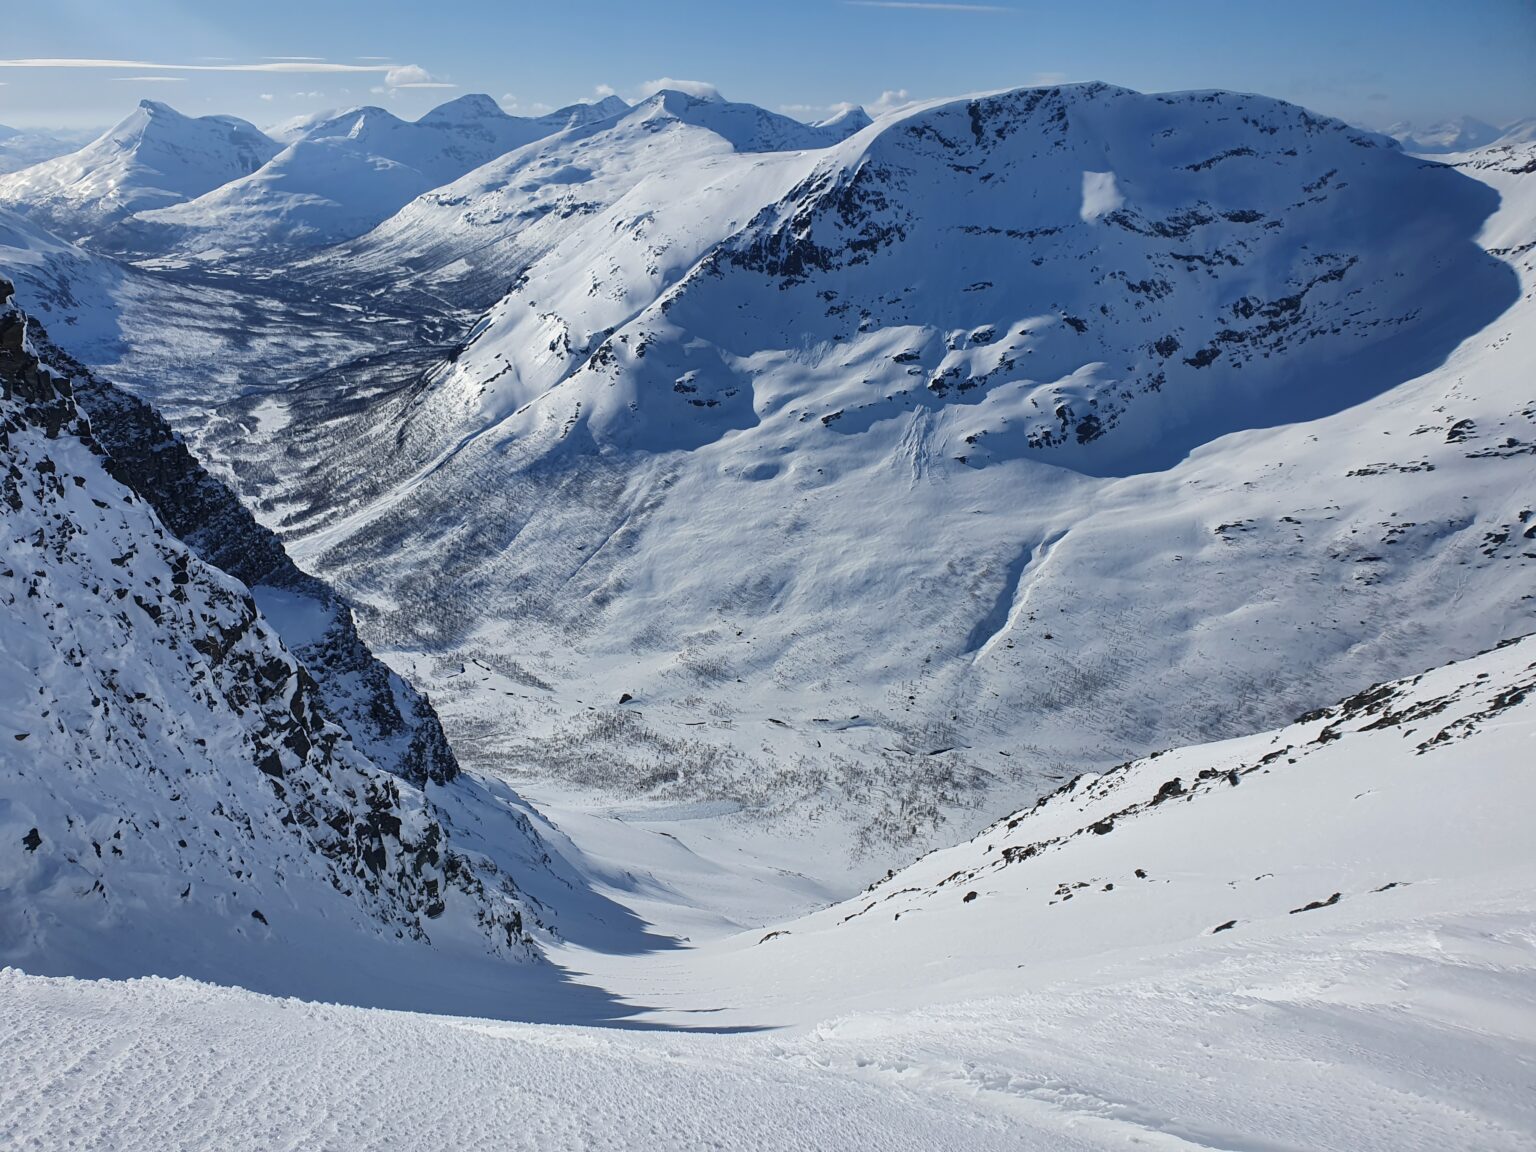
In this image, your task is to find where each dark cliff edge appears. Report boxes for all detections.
[26,310,458,787]
[1,274,538,965]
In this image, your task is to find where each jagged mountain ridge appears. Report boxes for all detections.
[144,89,872,258]
[323,88,879,302]
[0,278,557,999]
[134,96,599,252]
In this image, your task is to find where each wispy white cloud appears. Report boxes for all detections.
[869,88,916,115]
[781,99,868,122]
[499,94,553,115]
[845,1,1011,10]
[0,57,455,96]
[382,64,454,89]
[0,57,417,76]
[634,77,723,102]
[110,76,187,83]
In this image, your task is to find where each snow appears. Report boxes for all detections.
[3,636,1534,1150]
[207,84,1533,894]
[135,94,638,253]
[0,125,96,176]
[0,285,560,1009]
[2,79,1535,1149]
[1078,169,1123,220]
[0,102,277,239]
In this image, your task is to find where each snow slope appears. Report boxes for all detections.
[181,86,1534,880]
[0,102,277,241]
[10,83,1534,893]
[0,204,133,349]
[595,632,1536,1021]
[3,636,1532,1150]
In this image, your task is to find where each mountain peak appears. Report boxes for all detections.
[814,105,872,133]
[418,93,511,126]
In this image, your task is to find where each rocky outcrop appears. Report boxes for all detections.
[29,326,458,787]
[0,276,535,972]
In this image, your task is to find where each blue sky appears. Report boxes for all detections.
[2,0,1532,132]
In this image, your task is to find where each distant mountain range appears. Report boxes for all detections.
[1387,114,1536,152]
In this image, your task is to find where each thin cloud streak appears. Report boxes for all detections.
[845,1,1012,11]
[0,58,405,75]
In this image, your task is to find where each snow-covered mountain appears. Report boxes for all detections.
[153,84,1531,872]
[133,94,639,253]
[0,279,564,1006]
[2,71,1534,1149]
[34,329,461,787]
[324,88,880,301]
[4,79,1531,892]
[428,83,1505,469]
[0,102,278,241]
[0,204,131,342]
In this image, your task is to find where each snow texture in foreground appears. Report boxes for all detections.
[3,635,1536,1148]
[3,635,1534,1150]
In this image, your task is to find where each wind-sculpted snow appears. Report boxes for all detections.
[0,280,557,999]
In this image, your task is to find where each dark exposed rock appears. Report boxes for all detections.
[26,320,458,788]
[0,280,535,959]
[1289,892,1342,914]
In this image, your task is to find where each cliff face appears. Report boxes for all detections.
[0,276,538,981]
[30,326,459,788]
